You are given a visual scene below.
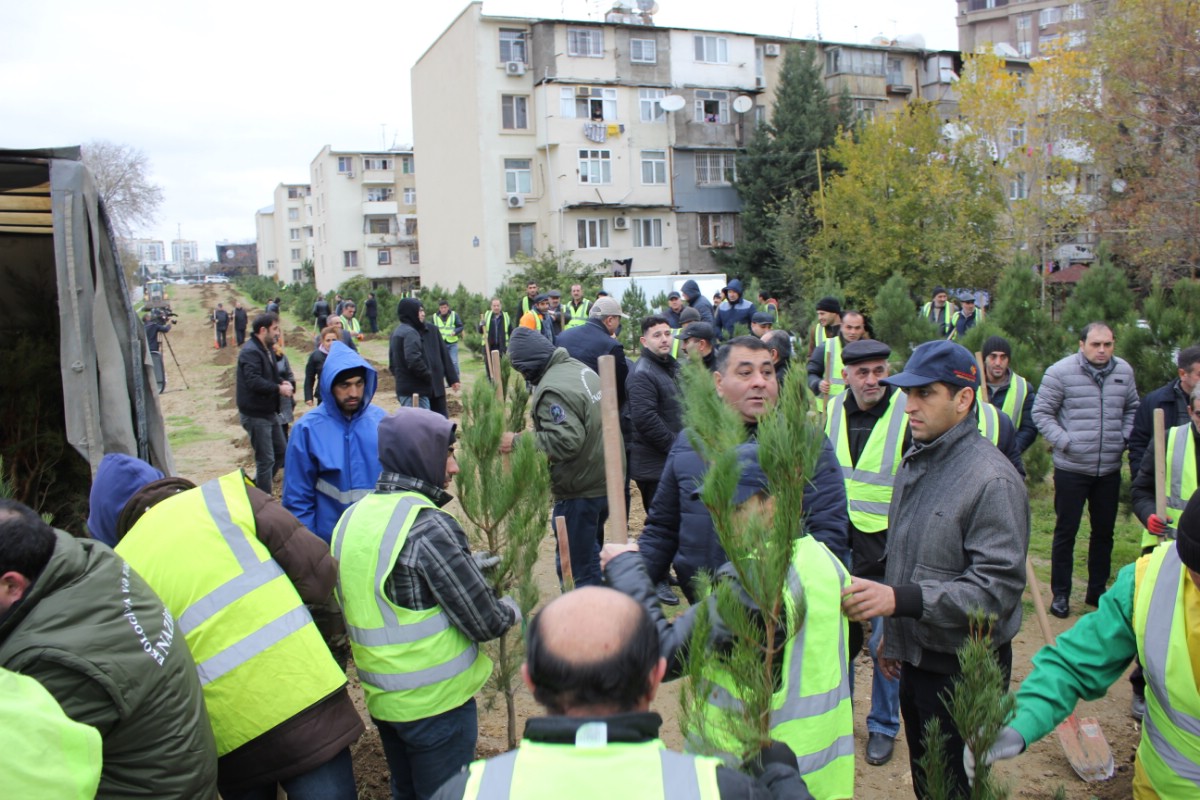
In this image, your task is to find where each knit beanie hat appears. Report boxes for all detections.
[816,296,841,314]
[1176,489,1200,573]
[982,336,1012,359]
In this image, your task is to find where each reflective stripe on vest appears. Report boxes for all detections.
[977,402,999,444]
[1133,544,1200,792]
[116,470,345,755]
[947,308,983,341]
[340,315,361,334]
[435,313,460,343]
[812,323,829,352]
[671,330,681,359]
[1146,425,1198,548]
[998,374,1028,430]
[316,478,371,506]
[467,739,721,800]
[826,390,907,531]
[484,312,510,347]
[565,299,591,328]
[700,537,853,799]
[825,337,847,396]
[331,491,492,722]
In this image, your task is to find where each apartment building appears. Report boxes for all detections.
[255,183,313,283]
[126,237,166,263]
[957,0,1092,57]
[171,239,199,265]
[413,2,961,296]
[308,145,418,295]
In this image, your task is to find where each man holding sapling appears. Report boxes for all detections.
[840,339,1029,799]
[433,587,815,799]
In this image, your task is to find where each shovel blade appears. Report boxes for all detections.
[1054,714,1114,783]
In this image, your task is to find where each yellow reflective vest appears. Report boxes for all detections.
[331,491,492,722]
[824,337,846,397]
[339,314,361,334]
[996,373,1030,431]
[700,536,854,799]
[434,312,461,343]
[826,389,908,533]
[116,470,346,755]
[977,401,1000,445]
[0,667,102,800]
[1131,542,1200,795]
[1142,425,1196,549]
[565,299,591,329]
[460,738,723,799]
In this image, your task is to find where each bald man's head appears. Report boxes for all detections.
[524,586,664,716]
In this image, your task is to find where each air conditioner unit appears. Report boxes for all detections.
[764,43,781,57]
[613,215,629,230]
[343,171,355,178]
[507,194,525,209]
[576,85,593,97]
[505,61,526,76]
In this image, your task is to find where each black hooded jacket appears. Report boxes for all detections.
[389,299,458,398]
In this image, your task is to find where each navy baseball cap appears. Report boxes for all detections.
[881,340,979,389]
[751,312,776,325]
[676,322,716,343]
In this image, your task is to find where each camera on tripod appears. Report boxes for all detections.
[152,306,179,324]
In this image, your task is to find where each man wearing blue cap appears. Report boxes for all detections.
[840,339,1030,799]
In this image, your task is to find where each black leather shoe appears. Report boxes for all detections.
[656,581,680,606]
[866,732,895,766]
[1050,595,1070,619]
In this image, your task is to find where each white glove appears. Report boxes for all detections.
[499,595,522,627]
[964,726,1025,784]
[471,551,502,573]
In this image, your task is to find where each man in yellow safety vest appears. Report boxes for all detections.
[433,299,464,374]
[433,587,817,799]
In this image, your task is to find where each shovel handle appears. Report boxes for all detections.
[1154,408,1167,520]
[597,356,628,543]
[1026,557,1058,648]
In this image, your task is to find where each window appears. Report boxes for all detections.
[287,186,306,199]
[509,223,536,258]
[578,149,612,184]
[639,88,666,122]
[405,218,419,236]
[267,259,276,270]
[410,250,420,264]
[695,151,737,185]
[695,90,729,123]
[1040,34,1062,52]
[1084,172,1102,194]
[853,98,877,122]
[1039,6,1061,26]
[363,157,393,170]
[1016,14,1031,30]
[367,187,394,201]
[698,213,736,247]
[403,187,416,204]
[337,156,354,173]
[343,250,359,268]
[641,150,667,184]
[887,57,904,85]
[1017,40,1033,57]
[287,208,299,220]
[630,38,657,63]
[568,28,604,57]
[400,156,414,174]
[1067,30,1087,48]
[1009,173,1028,200]
[825,48,885,76]
[368,218,391,234]
[577,218,610,248]
[634,218,662,247]
[292,269,303,282]
[1009,125,1026,148]
[290,248,301,260]
[505,158,533,193]
[561,87,618,120]
[499,28,527,62]
[694,35,728,64]
[378,249,392,265]
[502,94,529,129]
[289,228,300,241]
[1064,2,1085,20]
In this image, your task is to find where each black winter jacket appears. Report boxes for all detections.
[556,317,630,408]
[236,336,282,419]
[1128,378,1191,477]
[627,349,682,481]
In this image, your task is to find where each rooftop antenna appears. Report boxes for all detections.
[380,123,387,150]
[814,0,823,41]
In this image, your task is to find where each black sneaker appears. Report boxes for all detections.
[1050,595,1070,619]
[656,581,680,606]
[866,733,895,766]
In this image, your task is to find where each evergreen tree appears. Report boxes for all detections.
[730,45,850,297]
[454,378,548,749]
[620,280,650,353]
[871,273,938,363]
[1117,277,1200,391]
[1059,255,1136,338]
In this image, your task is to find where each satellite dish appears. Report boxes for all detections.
[732,95,754,114]
[659,94,686,112]
[636,0,659,12]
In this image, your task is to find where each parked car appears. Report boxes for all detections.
[203,274,230,284]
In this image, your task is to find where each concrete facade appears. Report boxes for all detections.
[957,0,1092,57]
[255,183,312,282]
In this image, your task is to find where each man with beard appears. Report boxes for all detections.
[237,313,292,493]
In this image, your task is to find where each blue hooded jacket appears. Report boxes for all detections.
[714,278,757,340]
[87,453,164,546]
[283,342,387,542]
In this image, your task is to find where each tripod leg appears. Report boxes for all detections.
[162,334,190,390]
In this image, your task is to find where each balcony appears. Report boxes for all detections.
[361,169,395,184]
[887,83,913,95]
[362,201,398,215]
[366,233,418,247]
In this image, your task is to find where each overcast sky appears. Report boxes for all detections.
[1,0,958,261]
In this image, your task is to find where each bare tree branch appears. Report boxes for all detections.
[81,140,164,239]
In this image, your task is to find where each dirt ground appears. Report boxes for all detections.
[159,284,1136,799]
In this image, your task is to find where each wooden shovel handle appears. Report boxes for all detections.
[597,355,628,543]
[1154,408,1167,520]
[1025,557,1058,648]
